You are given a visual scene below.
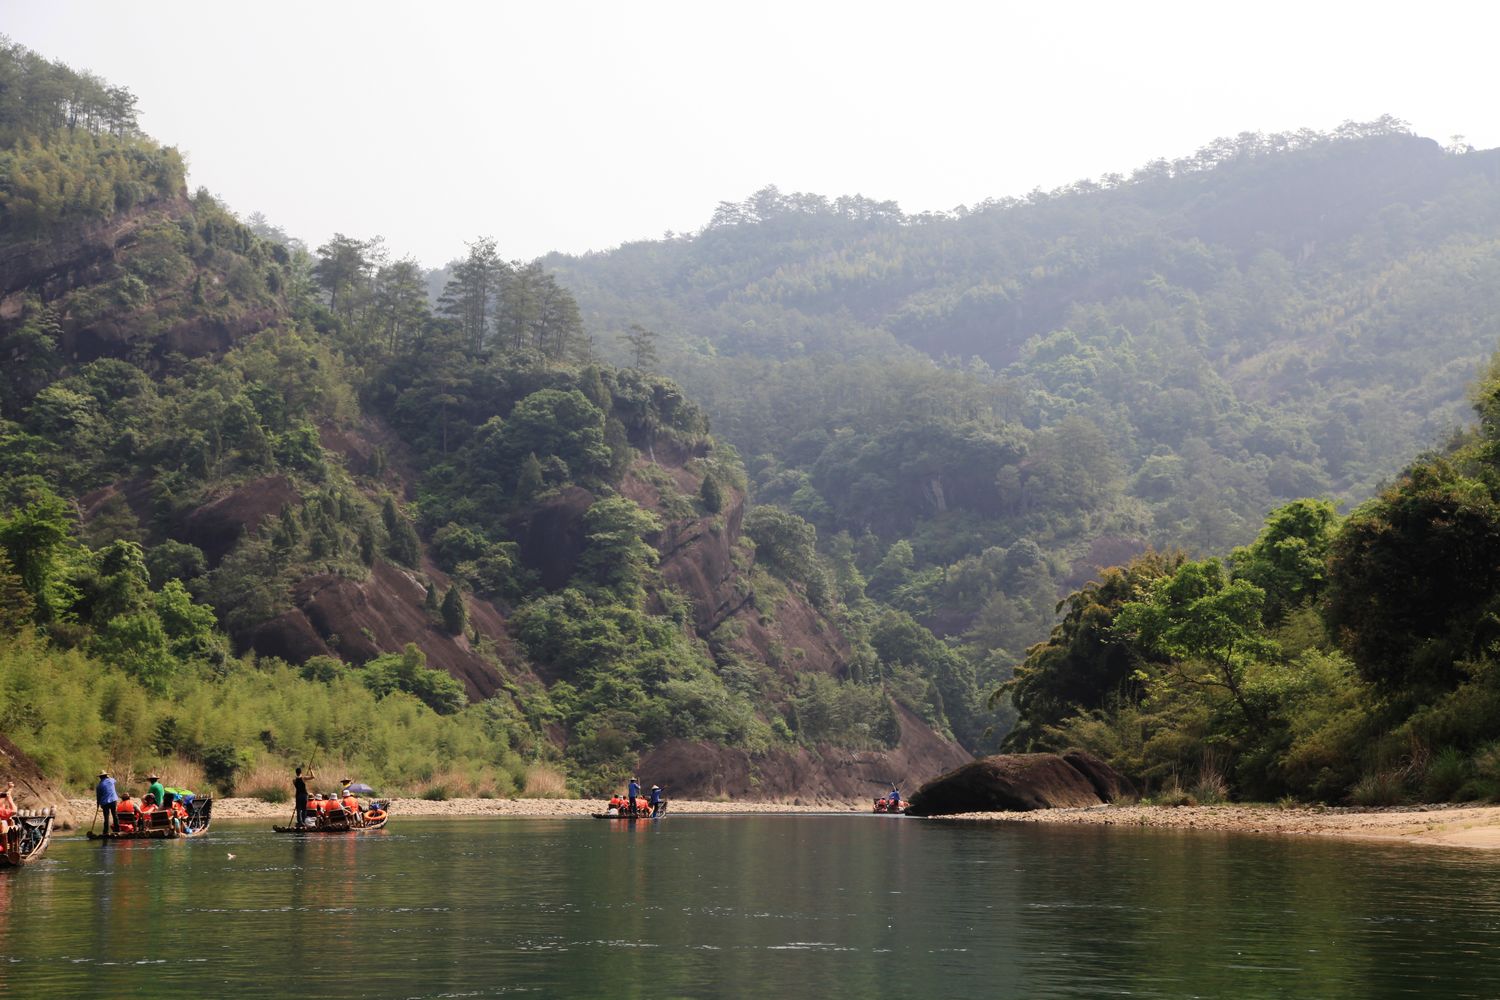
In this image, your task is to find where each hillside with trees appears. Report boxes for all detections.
[0,39,971,799]
[541,122,1500,763]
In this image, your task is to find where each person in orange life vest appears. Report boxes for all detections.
[340,790,360,822]
[115,793,141,834]
[170,796,188,831]
[0,781,15,849]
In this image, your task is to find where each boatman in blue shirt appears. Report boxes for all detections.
[627,777,640,816]
[888,785,902,809]
[648,784,664,817]
[96,770,120,835]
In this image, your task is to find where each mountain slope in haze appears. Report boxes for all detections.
[541,121,1500,691]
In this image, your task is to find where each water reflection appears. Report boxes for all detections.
[2,817,1499,998]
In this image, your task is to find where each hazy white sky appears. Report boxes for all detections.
[9,1,1497,266]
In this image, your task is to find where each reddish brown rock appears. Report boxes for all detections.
[181,475,300,564]
[247,560,510,700]
[0,734,80,828]
[905,752,1132,816]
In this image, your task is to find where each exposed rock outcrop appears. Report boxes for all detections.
[904,751,1133,816]
[0,734,80,829]
[248,560,510,700]
[636,703,971,802]
[181,474,300,565]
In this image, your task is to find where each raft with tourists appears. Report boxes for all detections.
[87,792,213,840]
[274,786,389,833]
[592,784,667,820]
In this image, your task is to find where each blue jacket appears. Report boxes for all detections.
[96,777,119,805]
[628,781,640,800]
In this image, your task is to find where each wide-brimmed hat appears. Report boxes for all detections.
[651,785,660,790]
[98,770,109,777]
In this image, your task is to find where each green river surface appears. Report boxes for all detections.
[3,814,1499,998]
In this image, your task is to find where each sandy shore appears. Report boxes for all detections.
[931,802,1500,849]
[63,797,1500,848]
[68,797,871,821]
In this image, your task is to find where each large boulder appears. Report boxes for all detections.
[905,751,1132,817]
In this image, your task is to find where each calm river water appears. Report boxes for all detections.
[3,815,1499,998]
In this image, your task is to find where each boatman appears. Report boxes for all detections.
[147,773,165,807]
[96,770,119,836]
[648,784,664,818]
[887,785,902,809]
[628,777,640,816]
[293,765,316,827]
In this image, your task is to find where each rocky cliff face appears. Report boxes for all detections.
[0,734,80,829]
[636,703,971,803]
[249,560,512,699]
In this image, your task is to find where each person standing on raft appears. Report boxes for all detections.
[648,784,664,817]
[627,777,641,816]
[293,765,316,827]
[96,770,119,836]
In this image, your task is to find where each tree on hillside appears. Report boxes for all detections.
[313,233,381,323]
[374,257,431,355]
[621,324,660,371]
[440,583,466,635]
[438,237,506,355]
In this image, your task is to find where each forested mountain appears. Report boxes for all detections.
[8,34,1500,807]
[0,39,970,798]
[538,121,1500,728]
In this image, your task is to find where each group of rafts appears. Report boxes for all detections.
[0,781,391,869]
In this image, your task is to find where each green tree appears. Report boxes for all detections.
[440,583,466,635]
[620,323,660,371]
[579,496,661,599]
[1325,461,1500,692]
[1229,498,1340,624]
[1114,558,1276,733]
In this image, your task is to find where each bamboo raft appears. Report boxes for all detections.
[87,798,214,841]
[0,807,56,867]
[273,803,389,834]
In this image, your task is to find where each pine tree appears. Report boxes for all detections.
[440,583,467,635]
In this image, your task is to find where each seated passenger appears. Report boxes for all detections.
[116,793,140,834]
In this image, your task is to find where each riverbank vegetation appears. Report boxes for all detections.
[1004,358,1500,804]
